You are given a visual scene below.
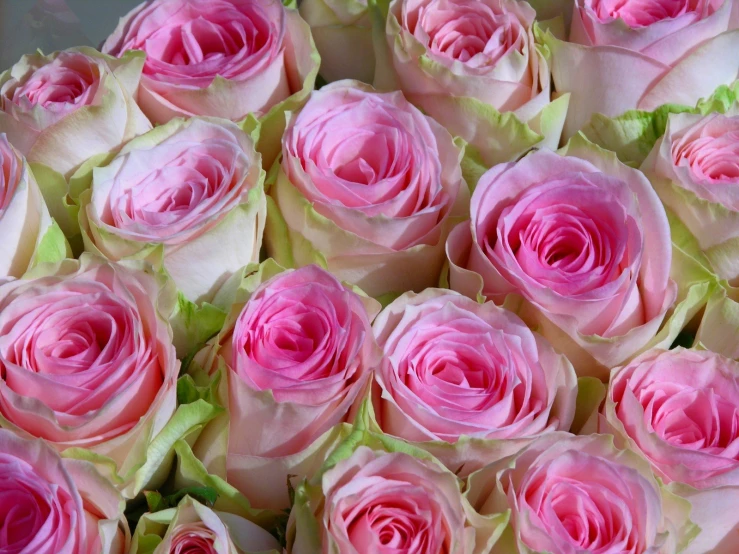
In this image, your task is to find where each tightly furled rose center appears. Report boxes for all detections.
[406,0,527,69]
[584,0,718,26]
[168,523,218,554]
[1,52,98,115]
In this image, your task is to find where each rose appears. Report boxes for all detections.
[467,433,696,554]
[0,47,151,180]
[102,0,319,167]
[371,288,577,473]
[289,446,489,554]
[447,139,677,379]
[0,134,59,278]
[192,262,381,510]
[642,109,739,281]
[603,348,739,553]
[0,429,129,553]
[0,255,180,498]
[267,80,468,298]
[299,0,374,83]
[545,0,739,139]
[78,117,266,311]
[130,496,280,554]
[379,0,568,165]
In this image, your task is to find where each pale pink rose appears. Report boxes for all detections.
[0,429,129,553]
[79,117,266,306]
[605,348,739,489]
[549,0,739,138]
[289,446,479,554]
[0,47,151,178]
[372,288,577,473]
[102,0,315,125]
[267,80,468,298]
[0,134,54,278]
[467,433,696,554]
[447,145,676,379]
[0,255,179,497]
[194,264,381,510]
[643,111,739,281]
[381,0,568,165]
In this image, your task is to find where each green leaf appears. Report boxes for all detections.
[30,220,72,268]
[670,331,696,349]
[145,487,219,513]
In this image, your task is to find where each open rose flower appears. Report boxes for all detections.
[545,0,739,139]
[379,0,568,165]
[78,117,266,313]
[192,262,381,510]
[467,433,696,554]
[447,139,677,379]
[372,288,577,474]
[0,134,58,278]
[0,429,129,553]
[604,348,739,553]
[0,47,151,180]
[289,446,492,554]
[130,496,280,554]
[642,109,739,281]
[267,80,468,298]
[102,0,319,167]
[300,0,374,83]
[0,255,180,498]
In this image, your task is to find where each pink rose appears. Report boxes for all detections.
[289,446,485,554]
[193,263,381,510]
[372,288,577,473]
[267,80,468,298]
[447,141,676,378]
[0,47,151,179]
[547,0,739,138]
[467,433,696,553]
[0,134,55,278]
[79,117,266,309]
[0,429,129,553]
[643,110,739,281]
[102,0,317,127]
[0,255,180,497]
[381,0,568,165]
[604,348,739,554]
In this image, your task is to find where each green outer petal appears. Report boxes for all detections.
[571,377,606,435]
[29,162,81,243]
[170,294,227,360]
[579,82,739,167]
[29,219,72,269]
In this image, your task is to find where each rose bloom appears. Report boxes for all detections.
[642,110,739,281]
[79,117,266,306]
[268,80,468,298]
[447,143,676,379]
[382,0,567,164]
[300,0,374,83]
[0,255,179,498]
[289,446,488,554]
[0,134,55,278]
[130,496,280,554]
[102,0,317,125]
[604,348,739,554]
[0,47,151,178]
[549,0,739,139]
[0,429,129,553]
[467,433,696,554]
[372,289,577,473]
[193,264,381,510]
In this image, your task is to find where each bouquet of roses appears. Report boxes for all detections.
[0,0,738,552]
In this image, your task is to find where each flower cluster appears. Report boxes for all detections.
[0,0,737,552]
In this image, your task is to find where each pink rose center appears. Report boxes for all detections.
[0,137,21,215]
[673,125,739,186]
[585,0,708,26]
[3,52,98,113]
[169,524,218,554]
[406,0,527,67]
[0,454,77,552]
